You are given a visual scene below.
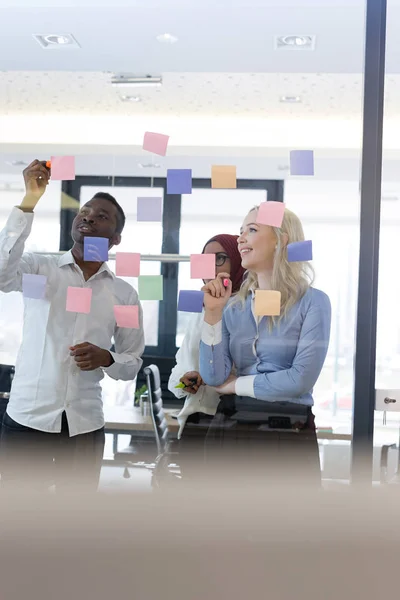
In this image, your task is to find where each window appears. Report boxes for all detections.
[0,180,62,366]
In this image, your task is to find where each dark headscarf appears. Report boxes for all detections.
[202,233,245,294]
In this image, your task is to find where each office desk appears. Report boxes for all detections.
[104,405,179,456]
[103,405,352,450]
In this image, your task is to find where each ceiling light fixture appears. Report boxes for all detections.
[138,162,161,169]
[156,33,178,44]
[5,160,28,167]
[280,95,302,103]
[275,35,315,50]
[33,33,80,49]
[111,74,162,88]
[119,95,142,103]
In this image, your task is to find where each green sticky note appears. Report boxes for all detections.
[175,382,185,389]
[138,275,163,301]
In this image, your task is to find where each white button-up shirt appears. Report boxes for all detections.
[0,207,145,436]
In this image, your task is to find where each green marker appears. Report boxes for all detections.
[175,382,186,389]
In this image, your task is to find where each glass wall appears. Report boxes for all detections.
[1,0,390,485]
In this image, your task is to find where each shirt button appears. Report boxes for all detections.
[209,360,213,364]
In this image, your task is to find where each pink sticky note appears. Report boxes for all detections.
[190,254,216,279]
[256,202,285,228]
[114,305,139,329]
[66,287,92,314]
[143,132,169,156]
[50,156,76,181]
[115,253,141,277]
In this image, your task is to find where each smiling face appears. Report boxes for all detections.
[238,209,277,273]
[71,197,121,248]
[203,240,231,284]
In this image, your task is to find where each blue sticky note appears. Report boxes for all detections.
[290,150,314,176]
[167,169,192,194]
[178,290,204,313]
[83,237,109,262]
[22,274,47,299]
[287,240,313,262]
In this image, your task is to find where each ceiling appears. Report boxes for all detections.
[0,2,369,73]
[0,0,400,180]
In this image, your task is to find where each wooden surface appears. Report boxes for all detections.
[104,405,179,432]
[104,405,352,441]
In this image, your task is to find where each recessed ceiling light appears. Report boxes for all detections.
[280,95,302,103]
[156,33,178,44]
[33,33,80,49]
[111,74,162,88]
[119,95,142,103]
[275,35,315,50]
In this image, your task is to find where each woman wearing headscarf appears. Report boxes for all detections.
[168,234,245,478]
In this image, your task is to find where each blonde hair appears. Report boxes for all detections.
[232,205,314,324]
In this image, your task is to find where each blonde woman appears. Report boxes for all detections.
[199,205,331,485]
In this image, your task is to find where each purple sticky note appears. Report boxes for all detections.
[66,287,92,314]
[114,305,140,329]
[83,237,109,262]
[22,274,47,300]
[178,290,204,313]
[167,169,192,194]
[287,240,313,262]
[137,197,162,222]
[143,132,169,156]
[115,252,141,277]
[256,202,285,228]
[190,254,216,279]
[290,150,314,176]
[50,156,76,180]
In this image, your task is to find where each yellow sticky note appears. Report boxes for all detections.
[211,165,237,189]
[254,290,281,317]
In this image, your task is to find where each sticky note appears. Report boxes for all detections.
[178,290,204,313]
[83,237,109,262]
[137,197,162,222]
[143,132,169,156]
[256,202,285,228]
[50,156,76,180]
[290,150,314,176]
[114,305,140,329]
[115,252,141,277]
[22,274,47,300]
[167,169,192,194]
[138,275,163,301]
[66,287,92,314]
[254,290,281,317]
[287,240,313,262]
[190,254,216,279]
[211,165,237,189]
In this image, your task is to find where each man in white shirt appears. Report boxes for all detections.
[0,160,145,492]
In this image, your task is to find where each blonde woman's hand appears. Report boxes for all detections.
[201,272,232,323]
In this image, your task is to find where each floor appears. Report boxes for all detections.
[99,465,152,493]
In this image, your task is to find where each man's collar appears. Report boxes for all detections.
[58,250,115,278]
